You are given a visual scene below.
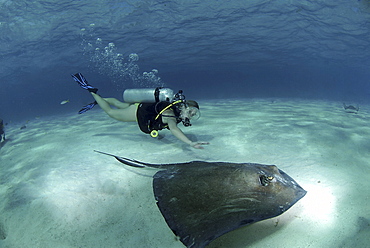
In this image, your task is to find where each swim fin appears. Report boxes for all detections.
[78,101,97,114]
[71,73,98,93]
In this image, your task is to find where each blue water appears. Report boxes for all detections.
[1,0,370,121]
[1,2,370,247]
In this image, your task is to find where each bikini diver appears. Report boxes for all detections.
[71,73,209,149]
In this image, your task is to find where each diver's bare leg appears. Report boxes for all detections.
[91,93,113,112]
[103,98,131,109]
[91,93,137,122]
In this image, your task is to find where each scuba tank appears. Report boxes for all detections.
[123,87,174,103]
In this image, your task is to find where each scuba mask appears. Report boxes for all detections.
[172,90,201,127]
[180,106,200,127]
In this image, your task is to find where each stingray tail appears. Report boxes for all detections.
[94,150,147,168]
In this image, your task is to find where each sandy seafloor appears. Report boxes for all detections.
[0,98,369,248]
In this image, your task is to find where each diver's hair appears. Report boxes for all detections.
[186,100,199,109]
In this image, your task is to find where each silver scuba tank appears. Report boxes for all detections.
[123,87,174,103]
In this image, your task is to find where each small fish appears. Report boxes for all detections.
[60,99,70,105]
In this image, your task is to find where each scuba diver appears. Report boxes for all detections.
[71,73,209,149]
[0,119,5,143]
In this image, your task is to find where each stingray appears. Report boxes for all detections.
[95,150,306,248]
[343,103,359,113]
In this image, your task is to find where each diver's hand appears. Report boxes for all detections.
[190,141,210,149]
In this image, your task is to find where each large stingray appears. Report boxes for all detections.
[95,151,306,248]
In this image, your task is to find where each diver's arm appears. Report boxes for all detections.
[167,118,208,149]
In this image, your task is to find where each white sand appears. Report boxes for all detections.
[0,98,369,248]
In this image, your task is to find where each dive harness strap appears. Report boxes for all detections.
[149,100,184,137]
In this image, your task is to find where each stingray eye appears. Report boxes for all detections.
[259,175,274,186]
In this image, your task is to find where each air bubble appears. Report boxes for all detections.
[128,53,139,62]
[80,25,163,89]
